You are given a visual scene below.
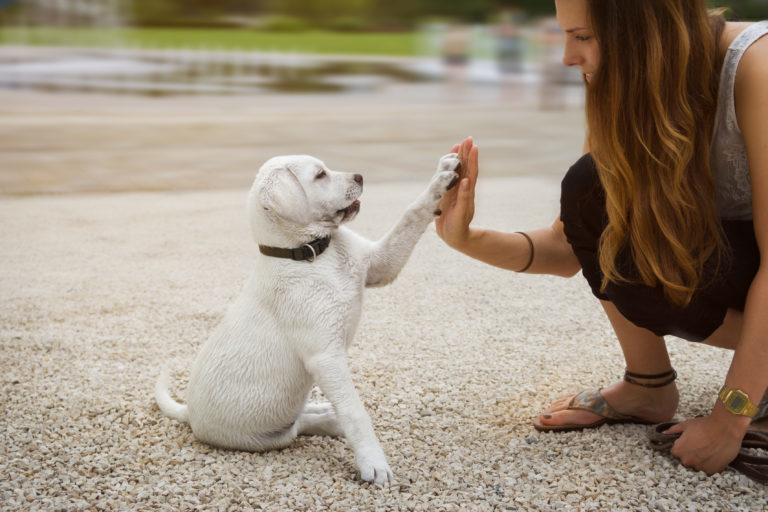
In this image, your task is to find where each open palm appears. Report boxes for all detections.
[435,137,479,250]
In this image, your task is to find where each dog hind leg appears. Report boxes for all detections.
[295,404,344,437]
[302,401,334,414]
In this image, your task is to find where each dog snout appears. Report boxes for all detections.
[353,174,363,185]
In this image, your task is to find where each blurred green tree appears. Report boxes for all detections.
[716,0,767,19]
[16,0,762,28]
[266,0,372,20]
[131,0,268,26]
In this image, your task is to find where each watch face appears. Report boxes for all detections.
[730,394,746,410]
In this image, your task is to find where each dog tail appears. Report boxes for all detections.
[155,367,189,423]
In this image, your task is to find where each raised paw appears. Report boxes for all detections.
[428,153,461,203]
[438,152,461,175]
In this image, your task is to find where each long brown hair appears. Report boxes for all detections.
[585,0,726,306]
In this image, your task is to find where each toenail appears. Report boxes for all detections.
[542,414,552,419]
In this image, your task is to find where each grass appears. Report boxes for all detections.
[0,27,425,57]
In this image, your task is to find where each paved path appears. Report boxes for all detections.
[2,178,762,510]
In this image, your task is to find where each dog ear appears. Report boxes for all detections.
[259,166,311,225]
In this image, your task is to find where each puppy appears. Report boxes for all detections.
[156,153,460,484]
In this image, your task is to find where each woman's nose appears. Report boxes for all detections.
[562,43,583,67]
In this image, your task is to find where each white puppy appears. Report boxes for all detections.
[156,153,460,484]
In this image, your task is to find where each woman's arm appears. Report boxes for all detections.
[444,220,581,277]
[435,137,580,277]
[719,32,768,421]
[668,34,768,475]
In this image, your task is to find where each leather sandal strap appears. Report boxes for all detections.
[743,429,768,450]
[648,422,679,451]
[568,388,635,421]
[729,451,768,484]
[649,422,768,484]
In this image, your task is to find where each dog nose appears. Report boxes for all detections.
[353,174,363,185]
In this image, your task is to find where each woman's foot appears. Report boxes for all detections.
[536,377,679,430]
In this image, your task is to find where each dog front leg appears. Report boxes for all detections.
[365,153,460,287]
[304,351,393,484]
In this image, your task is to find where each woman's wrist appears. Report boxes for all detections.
[711,399,753,438]
[447,226,477,253]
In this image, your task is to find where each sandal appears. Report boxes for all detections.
[533,369,677,433]
[649,422,768,484]
[533,387,659,432]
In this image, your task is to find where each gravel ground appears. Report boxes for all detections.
[2,175,766,511]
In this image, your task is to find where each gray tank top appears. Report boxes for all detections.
[710,21,768,220]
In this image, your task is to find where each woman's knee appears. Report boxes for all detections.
[700,308,742,349]
[604,281,726,342]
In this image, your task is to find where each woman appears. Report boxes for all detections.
[436,0,768,476]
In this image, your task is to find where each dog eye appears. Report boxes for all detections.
[315,170,327,180]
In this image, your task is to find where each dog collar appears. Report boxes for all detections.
[258,236,331,262]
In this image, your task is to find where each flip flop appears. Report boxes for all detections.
[649,422,768,484]
[533,387,656,432]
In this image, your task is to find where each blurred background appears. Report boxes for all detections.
[0,0,765,194]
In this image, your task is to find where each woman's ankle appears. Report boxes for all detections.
[623,367,677,388]
[603,378,679,422]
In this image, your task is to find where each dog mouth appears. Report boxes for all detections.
[337,200,361,221]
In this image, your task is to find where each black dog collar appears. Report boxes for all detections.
[258,236,331,262]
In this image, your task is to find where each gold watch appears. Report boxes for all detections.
[718,385,759,417]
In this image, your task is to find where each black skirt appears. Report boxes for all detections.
[559,153,759,342]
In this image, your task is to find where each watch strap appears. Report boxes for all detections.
[718,385,759,417]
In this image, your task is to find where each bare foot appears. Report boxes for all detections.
[536,379,679,429]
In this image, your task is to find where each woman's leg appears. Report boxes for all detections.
[703,308,741,349]
[538,305,768,428]
[553,154,761,428]
[537,300,679,427]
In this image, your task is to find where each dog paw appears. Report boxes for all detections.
[357,455,394,485]
[429,153,461,203]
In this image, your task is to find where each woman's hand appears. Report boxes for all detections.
[665,411,749,475]
[435,137,479,250]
